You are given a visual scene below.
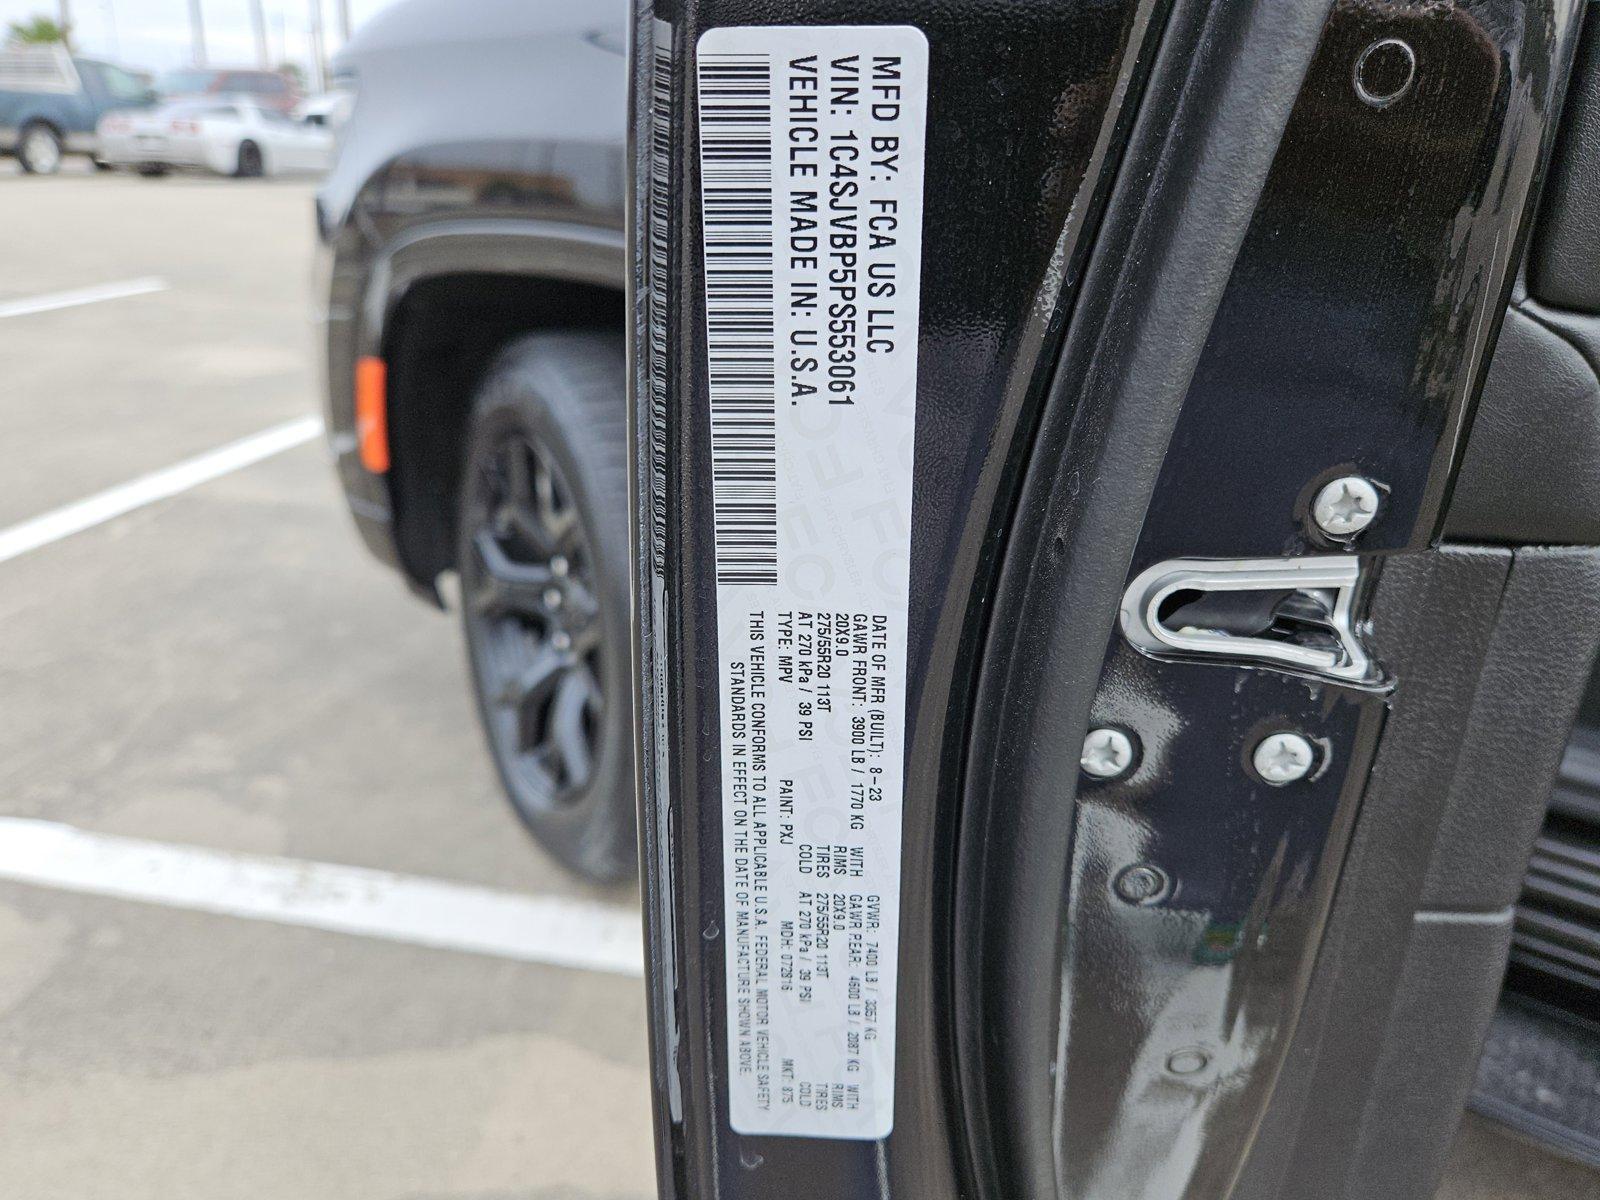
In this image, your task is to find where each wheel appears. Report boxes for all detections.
[234,140,264,178]
[135,163,169,178]
[16,122,62,175]
[457,332,634,882]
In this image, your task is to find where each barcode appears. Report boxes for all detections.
[647,31,673,577]
[698,52,777,587]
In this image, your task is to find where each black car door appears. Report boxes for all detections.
[630,1,1599,1196]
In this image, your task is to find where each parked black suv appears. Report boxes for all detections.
[318,0,632,882]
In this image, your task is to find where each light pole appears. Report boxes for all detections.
[307,0,325,92]
[249,0,268,67]
[187,0,206,65]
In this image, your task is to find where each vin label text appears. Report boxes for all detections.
[696,25,928,1140]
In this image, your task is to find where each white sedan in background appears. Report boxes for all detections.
[98,100,333,178]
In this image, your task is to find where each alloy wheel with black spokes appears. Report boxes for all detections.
[456,332,634,882]
[464,433,605,806]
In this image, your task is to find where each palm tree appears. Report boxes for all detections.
[5,15,71,47]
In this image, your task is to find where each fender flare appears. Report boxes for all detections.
[359,217,627,357]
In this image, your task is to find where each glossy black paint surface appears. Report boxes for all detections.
[1144,0,1576,561]
[1060,656,1387,1199]
[961,1,1585,1198]
[953,4,1346,1194]
[633,1,1169,1196]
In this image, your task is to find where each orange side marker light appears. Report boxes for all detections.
[355,355,389,473]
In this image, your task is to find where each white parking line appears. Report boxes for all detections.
[0,818,645,977]
[0,276,169,319]
[0,415,324,566]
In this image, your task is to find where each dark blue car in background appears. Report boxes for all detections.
[0,44,153,173]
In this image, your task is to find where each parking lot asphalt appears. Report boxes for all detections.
[0,169,1595,1199]
[1,170,653,1200]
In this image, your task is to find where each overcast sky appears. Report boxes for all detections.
[1,0,396,75]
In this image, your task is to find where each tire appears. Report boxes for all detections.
[457,332,635,883]
[136,163,169,178]
[16,122,62,175]
[234,140,264,178]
